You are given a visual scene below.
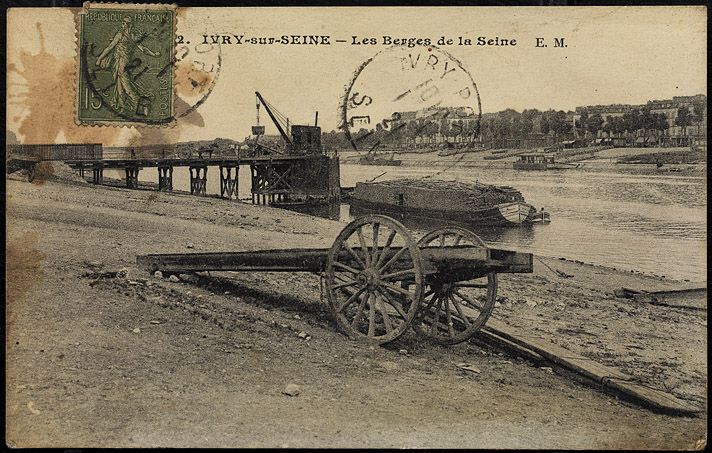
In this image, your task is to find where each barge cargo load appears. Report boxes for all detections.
[351,178,548,226]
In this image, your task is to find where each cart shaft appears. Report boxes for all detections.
[137,246,532,275]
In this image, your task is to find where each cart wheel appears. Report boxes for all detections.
[326,215,424,344]
[414,227,497,345]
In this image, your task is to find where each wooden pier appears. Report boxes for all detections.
[63,154,341,204]
[9,112,339,205]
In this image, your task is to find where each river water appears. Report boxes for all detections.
[109,163,707,282]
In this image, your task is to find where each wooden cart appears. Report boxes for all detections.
[137,215,533,345]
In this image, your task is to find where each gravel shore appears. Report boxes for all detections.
[5,177,707,449]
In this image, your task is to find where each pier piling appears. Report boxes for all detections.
[92,163,104,185]
[125,165,140,189]
[63,153,338,205]
[158,166,174,192]
[250,161,296,205]
[189,165,208,196]
[219,164,239,200]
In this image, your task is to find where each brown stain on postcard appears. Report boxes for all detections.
[6,232,46,319]
[11,23,208,149]
[129,97,206,147]
[10,23,123,145]
[175,60,215,98]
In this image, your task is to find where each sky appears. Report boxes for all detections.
[6,6,707,145]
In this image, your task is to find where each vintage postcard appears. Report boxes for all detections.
[5,2,707,449]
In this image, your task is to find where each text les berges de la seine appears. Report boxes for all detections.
[199,35,547,47]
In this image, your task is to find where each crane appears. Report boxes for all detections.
[254,91,293,147]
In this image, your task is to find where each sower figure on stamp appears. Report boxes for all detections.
[95,16,161,115]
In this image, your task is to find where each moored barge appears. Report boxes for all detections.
[350,178,548,226]
[513,153,579,170]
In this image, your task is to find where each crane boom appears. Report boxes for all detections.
[255,91,292,146]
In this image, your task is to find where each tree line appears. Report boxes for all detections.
[320,102,705,150]
[322,108,579,149]
[585,104,704,138]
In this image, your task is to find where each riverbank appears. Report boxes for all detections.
[338,147,707,177]
[6,177,707,448]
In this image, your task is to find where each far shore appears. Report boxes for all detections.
[335,146,706,176]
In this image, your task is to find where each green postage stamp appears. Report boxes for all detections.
[76,2,176,126]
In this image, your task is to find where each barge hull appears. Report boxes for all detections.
[349,199,536,226]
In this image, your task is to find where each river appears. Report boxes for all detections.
[109,162,707,282]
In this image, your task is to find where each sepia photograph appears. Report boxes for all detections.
[4,1,707,449]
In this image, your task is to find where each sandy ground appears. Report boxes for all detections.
[5,176,707,449]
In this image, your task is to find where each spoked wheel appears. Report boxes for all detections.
[414,227,497,345]
[326,215,424,344]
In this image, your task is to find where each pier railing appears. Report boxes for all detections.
[7,143,103,161]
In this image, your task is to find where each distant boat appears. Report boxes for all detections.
[350,178,550,226]
[657,166,682,173]
[513,153,579,170]
[358,151,402,166]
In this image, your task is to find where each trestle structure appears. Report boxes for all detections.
[219,164,239,199]
[189,165,208,196]
[158,166,174,192]
[125,165,140,189]
[65,154,339,204]
[250,161,294,205]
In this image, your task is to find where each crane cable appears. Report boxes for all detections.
[256,93,290,134]
[262,98,290,133]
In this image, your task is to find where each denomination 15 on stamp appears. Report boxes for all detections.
[77,2,176,126]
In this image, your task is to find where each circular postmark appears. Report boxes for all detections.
[340,45,481,152]
[80,12,221,126]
